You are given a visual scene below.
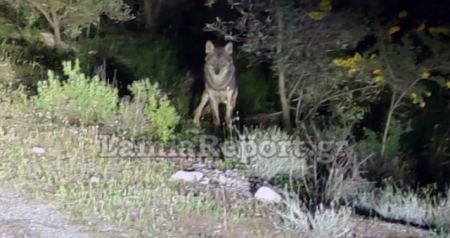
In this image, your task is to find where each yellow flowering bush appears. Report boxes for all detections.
[372,69,384,84]
[333,53,386,87]
[429,27,450,36]
[421,71,431,79]
[333,53,363,75]
[388,26,401,35]
[308,0,332,21]
[416,23,426,32]
[410,92,427,108]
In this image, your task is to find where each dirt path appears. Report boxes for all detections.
[0,186,127,238]
[0,184,434,238]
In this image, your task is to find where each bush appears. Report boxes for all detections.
[224,125,367,205]
[35,59,118,125]
[356,120,409,182]
[355,184,435,225]
[279,191,352,238]
[223,126,306,181]
[435,189,450,231]
[354,184,450,231]
[119,79,180,142]
[297,124,368,205]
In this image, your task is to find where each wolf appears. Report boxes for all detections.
[193,41,238,127]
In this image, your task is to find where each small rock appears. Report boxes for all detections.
[200,178,210,185]
[170,171,203,182]
[254,186,281,203]
[218,175,227,184]
[32,146,45,155]
[225,170,233,176]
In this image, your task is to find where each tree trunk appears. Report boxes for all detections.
[52,23,62,48]
[49,12,67,49]
[276,9,291,129]
[381,91,396,160]
[143,0,162,32]
[278,67,291,128]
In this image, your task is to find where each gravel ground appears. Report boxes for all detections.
[0,186,127,238]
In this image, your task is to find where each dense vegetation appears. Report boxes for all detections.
[0,0,449,236]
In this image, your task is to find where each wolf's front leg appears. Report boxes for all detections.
[225,101,233,127]
[193,91,209,126]
[209,98,221,127]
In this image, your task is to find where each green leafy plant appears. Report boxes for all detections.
[35,59,118,124]
[356,119,409,182]
[119,79,180,142]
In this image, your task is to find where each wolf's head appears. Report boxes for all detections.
[204,41,234,78]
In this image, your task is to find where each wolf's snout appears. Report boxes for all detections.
[214,68,221,75]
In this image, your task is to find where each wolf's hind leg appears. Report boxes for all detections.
[193,91,209,126]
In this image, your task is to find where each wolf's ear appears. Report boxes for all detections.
[224,42,233,55]
[205,41,215,54]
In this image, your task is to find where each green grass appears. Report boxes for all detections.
[0,92,274,236]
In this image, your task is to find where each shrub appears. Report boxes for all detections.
[355,184,435,225]
[356,120,409,182]
[435,189,450,230]
[225,124,367,205]
[289,124,368,205]
[223,126,306,181]
[279,191,352,238]
[35,59,118,125]
[354,184,450,230]
[119,79,180,142]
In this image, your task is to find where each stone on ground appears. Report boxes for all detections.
[254,186,281,203]
[170,171,204,182]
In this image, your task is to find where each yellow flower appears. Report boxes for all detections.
[333,53,363,69]
[398,10,408,18]
[416,23,426,32]
[373,75,384,84]
[429,27,450,36]
[333,59,344,66]
[353,53,363,62]
[309,11,326,21]
[419,101,426,108]
[389,26,401,35]
[410,93,418,104]
[373,69,383,75]
[319,0,332,12]
[348,68,360,75]
[421,71,430,79]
